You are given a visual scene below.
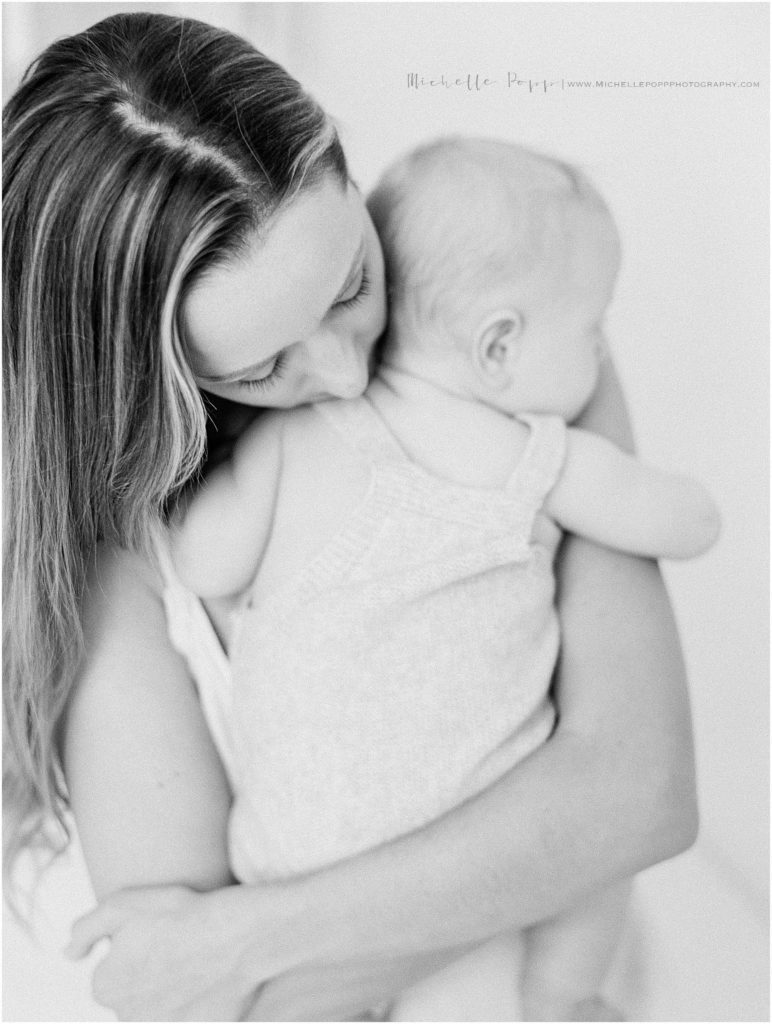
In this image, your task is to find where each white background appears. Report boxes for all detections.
[3,3,768,1021]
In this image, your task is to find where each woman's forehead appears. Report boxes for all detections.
[182,180,364,378]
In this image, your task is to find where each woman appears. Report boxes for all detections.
[3,13,696,1021]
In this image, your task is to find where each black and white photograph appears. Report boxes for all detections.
[2,3,768,1021]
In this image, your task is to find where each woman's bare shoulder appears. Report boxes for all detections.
[76,540,170,691]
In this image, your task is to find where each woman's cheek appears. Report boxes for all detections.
[369,267,389,343]
[372,288,389,343]
[366,222,389,335]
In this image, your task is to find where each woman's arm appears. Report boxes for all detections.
[67,357,697,1021]
[64,543,261,1021]
[65,544,233,896]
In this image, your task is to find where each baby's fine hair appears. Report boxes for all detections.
[367,136,613,346]
[2,12,346,892]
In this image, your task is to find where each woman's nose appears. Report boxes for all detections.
[312,331,369,399]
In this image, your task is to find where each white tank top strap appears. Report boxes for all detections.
[313,396,405,465]
[504,413,568,515]
[151,530,239,787]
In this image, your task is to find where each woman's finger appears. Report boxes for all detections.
[64,885,192,960]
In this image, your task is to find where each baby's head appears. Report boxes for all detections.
[367,137,621,420]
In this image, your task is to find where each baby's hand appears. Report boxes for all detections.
[522,977,624,1021]
[566,995,625,1021]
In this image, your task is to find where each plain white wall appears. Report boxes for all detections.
[3,4,768,1021]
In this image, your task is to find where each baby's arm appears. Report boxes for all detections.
[545,427,721,559]
[520,879,632,1021]
[169,413,283,597]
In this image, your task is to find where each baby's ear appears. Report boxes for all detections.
[473,309,525,386]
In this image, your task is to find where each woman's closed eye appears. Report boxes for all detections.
[237,351,288,392]
[334,265,371,310]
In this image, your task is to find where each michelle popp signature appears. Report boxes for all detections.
[406,72,564,93]
[406,72,761,93]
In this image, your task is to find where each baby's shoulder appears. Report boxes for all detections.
[225,404,369,516]
[270,402,375,525]
[271,402,372,469]
[228,404,335,465]
[223,409,291,496]
[230,407,285,458]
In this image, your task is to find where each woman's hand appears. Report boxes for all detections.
[66,879,470,1022]
[66,881,470,1022]
[66,883,294,1022]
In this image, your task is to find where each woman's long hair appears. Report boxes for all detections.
[2,12,347,891]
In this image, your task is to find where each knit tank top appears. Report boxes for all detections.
[159,399,567,884]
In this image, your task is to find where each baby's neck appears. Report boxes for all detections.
[365,364,530,489]
[368,361,501,424]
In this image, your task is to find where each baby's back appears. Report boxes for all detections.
[227,397,563,884]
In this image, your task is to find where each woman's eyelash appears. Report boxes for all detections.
[336,266,371,310]
[237,351,288,392]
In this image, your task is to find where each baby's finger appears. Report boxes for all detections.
[64,903,124,959]
[570,996,625,1021]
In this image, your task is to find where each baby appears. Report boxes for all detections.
[170,138,719,1020]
